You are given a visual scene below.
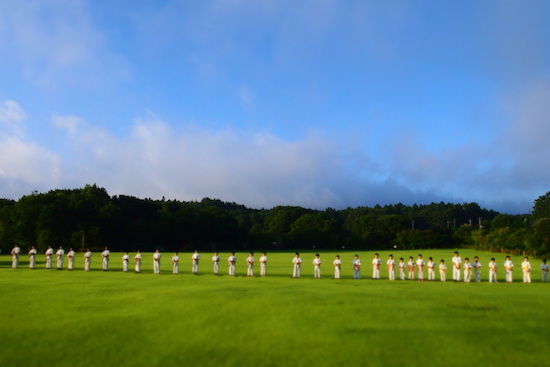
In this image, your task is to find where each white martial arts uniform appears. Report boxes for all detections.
[192,252,200,274]
[45,248,54,269]
[313,257,321,279]
[28,248,37,269]
[463,262,472,282]
[407,260,415,280]
[153,252,162,274]
[387,259,396,280]
[11,246,20,269]
[416,258,425,281]
[542,262,550,282]
[228,255,237,276]
[372,257,382,279]
[489,262,498,283]
[259,255,268,276]
[439,263,447,282]
[102,249,110,271]
[504,259,514,283]
[56,248,64,269]
[293,256,302,278]
[353,258,361,279]
[67,250,75,270]
[247,256,255,276]
[452,255,462,281]
[122,254,130,272]
[84,251,92,271]
[398,261,406,280]
[522,260,531,283]
[172,255,180,274]
[333,258,342,279]
[134,252,142,273]
[473,260,482,282]
[427,260,435,281]
[212,254,220,275]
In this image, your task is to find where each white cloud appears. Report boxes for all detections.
[0,100,27,136]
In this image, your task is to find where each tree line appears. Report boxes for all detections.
[1,184,549,256]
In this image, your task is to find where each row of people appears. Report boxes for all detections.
[8,246,550,282]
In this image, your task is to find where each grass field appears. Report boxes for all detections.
[1,249,549,367]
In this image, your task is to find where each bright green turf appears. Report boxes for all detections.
[1,249,549,367]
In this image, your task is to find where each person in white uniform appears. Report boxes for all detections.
[228,252,237,276]
[246,252,255,277]
[122,252,130,272]
[353,255,361,279]
[84,249,92,271]
[521,256,531,283]
[212,252,220,275]
[28,246,37,269]
[427,257,435,281]
[333,255,342,279]
[439,259,447,282]
[416,254,425,281]
[398,258,406,280]
[11,245,20,269]
[488,258,498,283]
[101,247,110,271]
[56,246,65,270]
[259,252,268,277]
[313,254,322,279]
[45,246,54,269]
[407,257,415,280]
[387,255,396,280]
[172,252,180,274]
[293,253,302,278]
[134,251,142,273]
[153,250,162,274]
[192,250,200,274]
[452,252,462,281]
[67,248,75,270]
[463,258,472,282]
[504,256,514,283]
[472,256,482,282]
[542,259,549,282]
[372,253,381,279]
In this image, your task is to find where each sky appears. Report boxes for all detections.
[0,0,549,214]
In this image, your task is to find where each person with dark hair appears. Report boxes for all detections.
[228,252,237,276]
[521,256,531,283]
[172,252,180,274]
[11,245,20,269]
[212,252,220,275]
[387,255,396,280]
[28,246,37,269]
[84,249,92,271]
[313,253,321,279]
[353,255,361,279]
[372,253,381,279]
[67,248,75,271]
[489,258,498,283]
[153,249,161,274]
[542,259,549,282]
[463,258,472,282]
[259,252,268,277]
[427,257,435,281]
[45,246,54,269]
[416,254,425,281]
[292,253,302,278]
[473,256,482,282]
[247,252,255,277]
[192,250,200,274]
[504,256,514,283]
[452,251,462,281]
[101,247,110,271]
[56,246,64,270]
[439,259,447,282]
[122,252,130,272]
[333,255,342,279]
[134,251,142,273]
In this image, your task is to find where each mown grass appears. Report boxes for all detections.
[1,249,549,367]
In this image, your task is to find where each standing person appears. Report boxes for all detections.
[172,252,180,274]
[122,252,130,272]
[333,255,342,279]
[228,252,237,276]
[56,246,65,270]
[504,256,514,283]
[153,250,162,274]
[452,252,462,281]
[416,254,425,281]
[473,256,482,282]
[102,247,110,271]
[489,258,498,283]
[439,259,447,282]
[521,256,531,283]
[398,258,406,280]
[246,252,255,277]
[212,252,220,275]
[542,259,549,282]
[407,257,415,280]
[387,255,396,280]
[45,246,54,269]
[28,246,37,269]
[84,249,92,271]
[134,251,142,273]
[353,255,361,279]
[192,250,200,275]
[463,258,472,282]
[427,257,435,281]
[67,248,75,271]
[11,245,20,269]
[292,253,302,278]
[259,252,268,277]
[372,253,381,279]
[313,254,322,279]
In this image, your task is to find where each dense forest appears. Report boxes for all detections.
[1,184,550,256]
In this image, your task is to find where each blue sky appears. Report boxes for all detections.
[0,0,549,213]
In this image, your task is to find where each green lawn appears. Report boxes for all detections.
[1,249,549,367]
